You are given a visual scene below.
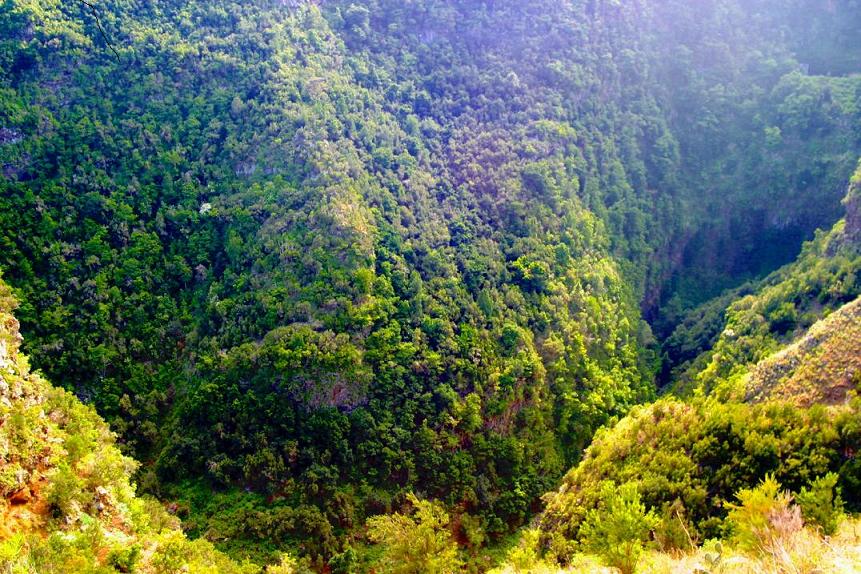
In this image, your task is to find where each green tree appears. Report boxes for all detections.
[580,482,658,574]
[366,494,463,574]
[797,473,844,535]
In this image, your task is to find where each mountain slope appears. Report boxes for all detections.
[1,0,860,565]
[528,164,861,572]
[745,295,861,405]
[0,273,263,573]
[664,161,861,397]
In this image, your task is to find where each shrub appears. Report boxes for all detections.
[266,553,297,574]
[108,545,141,573]
[579,482,658,574]
[767,302,798,333]
[46,463,84,519]
[727,475,802,553]
[366,493,463,574]
[0,463,23,497]
[796,473,844,535]
[500,529,545,572]
[654,499,696,552]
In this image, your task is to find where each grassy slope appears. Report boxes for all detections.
[745,295,861,405]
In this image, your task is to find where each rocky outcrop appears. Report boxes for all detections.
[844,169,861,244]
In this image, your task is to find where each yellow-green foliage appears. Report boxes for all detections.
[745,296,861,405]
[264,554,298,574]
[635,517,861,573]
[796,472,844,536]
[0,274,262,573]
[540,397,859,545]
[579,483,658,574]
[726,475,800,553]
[366,493,463,574]
[498,493,861,574]
[493,520,861,573]
[488,529,607,574]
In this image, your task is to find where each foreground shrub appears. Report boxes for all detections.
[727,475,801,553]
[580,482,658,574]
[541,397,857,544]
[796,472,844,535]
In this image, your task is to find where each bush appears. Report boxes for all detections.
[500,529,545,572]
[0,463,23,497]
[796,473,844,535]
[46,463,84,519]
[266,553,297,574]
[579,482,658,574]
[108,545,141,573]
[727,475,802,553]
[767,302,798,334]
[654,499,696,552]
[366,493,463,574]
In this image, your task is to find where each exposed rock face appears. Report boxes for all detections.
[0,282,24,408]
[9,487,31,505]
[845,176,861,244]
[0,313,21,373]
[0,127,23,146]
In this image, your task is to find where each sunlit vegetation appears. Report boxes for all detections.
[1,0,860,571]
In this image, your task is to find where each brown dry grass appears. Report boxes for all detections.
[746,296,861,406]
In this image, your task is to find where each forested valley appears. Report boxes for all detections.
[1,0,861,572]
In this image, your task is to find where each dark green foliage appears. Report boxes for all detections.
[0,0,859,563]
[664,178,861,396]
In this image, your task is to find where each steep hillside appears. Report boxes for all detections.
[527,390,861,572]
[539,397,860,539]
[745,295,861,405]
[1,0,860,565]
[0,273,268,573]
[1,5,657,547]
[524,163,861,573]
[664,161,861,396]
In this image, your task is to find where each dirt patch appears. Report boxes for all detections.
[0,474,50,540]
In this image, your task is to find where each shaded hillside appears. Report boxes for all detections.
[664,160,861,396]
[0,273,265,573]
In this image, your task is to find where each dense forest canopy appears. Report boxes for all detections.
[1,0,860,570]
